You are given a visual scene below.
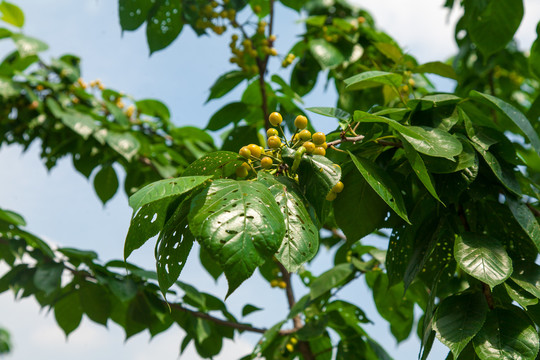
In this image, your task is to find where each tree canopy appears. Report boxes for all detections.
[1,0,540,359]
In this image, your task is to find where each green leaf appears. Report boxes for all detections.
[136,99,170,121]
[199,247,222,281]
[473,307,539,360]
[354,111,463,160]
[306,106,351,129]
[54,291,83,337]
[33,262,64,295]
[206,71,246,102]
[347,151,410,223]
[118,0,155,31]
[309,39,345,69]
[280,0,306,11]
[0,208,25,226]
[504,280,538,308]
[432,292,488,359]
[242,304,262,317]
[93,165,119,205]
[334,166,388,241]
[104,277,137,302]
[155,200,194,294]
[511,261,540,299]
[183,151,243,178]
[470,91,540,157]
[530,24,540,79]
[146,0,183,54]
[297,154,341,221]
[105,132,140,161]
[464,0,524,56]
[423,135,477,174]
[506,196,540,252]
[344,71,403,91]
[267,177,318,272]
[0,1,23,27]
[413,61,457,80]
[454,233,513,287]
[129,176,211,212]
[188,179,285,296]
[0,77,17,99]
[374,42,403,63]
[206,102,249,131]
[79,282,112,326]
[310,263,354,299]
[401,137,442,203]
[11,34,48,57]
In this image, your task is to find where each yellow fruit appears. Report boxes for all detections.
[358,16,366,24]
[36,85,44,91]
[278,280,287,289]
[269,48,278,56]
[401,85,409,92]
[408,78,416,87]
[231,34,239,41]
[326,191,337,201]
[247,144,262,158]
[332,181,344,193]
[270,279,279,287]
[253,5,261,13]
[290,337,298,345]
[269,34,276,42]
[125,105,135,117]
[239,146,251,158]
[294,115,308,129]
[312,132,326,145]
[269,112,283,126]
[286,343,294,352]
[267,128,279,137]
[268,136,282,149]
[299,129,311,141]
[236,164,249,177]
[313,147,326,156]
[302,141,315,153]
[261,156,273,169]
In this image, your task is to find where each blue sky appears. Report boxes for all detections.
[0,0,539,359]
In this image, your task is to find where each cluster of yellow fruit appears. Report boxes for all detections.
[283,337,298,354]
[192,0,236,34]
[76,77,105,91]
[236,111,344,201]
[228,30,277,75]
[281,53,296,68]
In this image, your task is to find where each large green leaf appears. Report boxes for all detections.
[136,99,170,121]
[93,165,119,205]
[206,102,249,131]
[471,91,540,157]
[354,111,462,160]
[306,106,351,128]
[33,262,64,295]
[506,196,540,252]
[432,292,488,359]
[464,0,524,56]
[504,280,538,308]
[348,151,409,223]
[182,151,243,178]
[310,263,354,300]
[345,71,403,90]
[473,307,539,360]
[423,136,477,174]
[309,39,345,69]
[334,166,388,241]
[0,1,23,27]
[155,200,194,294]
[260,175,318,273]
[129,175,211,211]
[79,282,112,326]
[0,208,25,226]
[54,291,83,337]
[454,233,513,287]
[188,179,285,296]
[511,261,540,299]
[118,0,155,31]
[206,71,247,102]
[146,0,183,54]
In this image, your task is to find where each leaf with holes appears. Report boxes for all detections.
[297,154,341,221]
[511,261,540,299]
[119,0,156,31]
[454,233,513,287]
[432,292,488,359]
[129,176,211,212]
[260,174,318,273]
[155,199,194,294]
[183,151,243,178]
[188,179,285,296]
[348,151,409,224]
[146,0,183,54]
[473,307,539,360]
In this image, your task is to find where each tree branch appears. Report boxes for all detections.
[326,135,365,148]
[526,203,540,217]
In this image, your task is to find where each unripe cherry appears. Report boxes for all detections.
[302,141,315,153]
[313,147,326,156]
[236,164,249,177]
[268,136,282,148]
[332,181,344,193]
[261,156,273,169]
[269,112,283,126]
[299,129,311,141]
[326,191,337,201]
[294,115,308,129]
[312,132,326,145]
[247,144,262,158]
[267,128,279,137]
[239,146,251,158]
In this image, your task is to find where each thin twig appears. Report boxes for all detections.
[526,203,540,217]
[326,135,365,147]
